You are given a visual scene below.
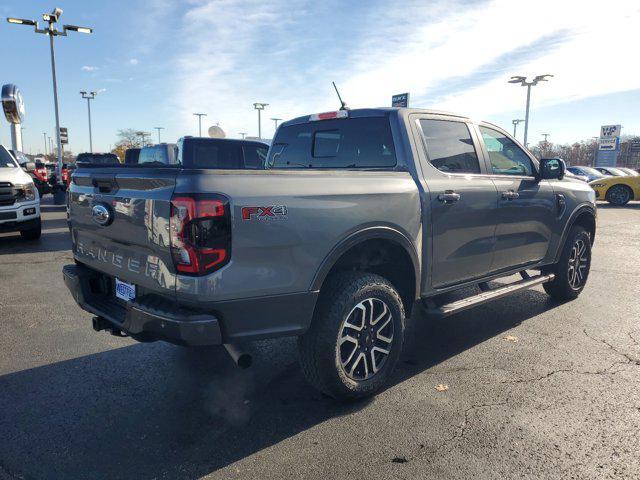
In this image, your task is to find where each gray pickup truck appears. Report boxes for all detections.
[63,109,596,399]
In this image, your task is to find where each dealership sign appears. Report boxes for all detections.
[596,124,622,167]
[1,84,25,124]
[598,138,618,151]
[392,93,410,108]
[600,124,621,138]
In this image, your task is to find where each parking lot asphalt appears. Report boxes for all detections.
[0,197,639,480]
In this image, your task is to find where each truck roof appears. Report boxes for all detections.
[280,107,473,128]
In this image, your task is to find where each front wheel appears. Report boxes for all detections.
[543,226,591,301]
[298,272,405,400]
[605,184,632,206]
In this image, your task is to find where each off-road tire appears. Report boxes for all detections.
[20,219,42,241]
[543,226,591,301]
[298,271,405,400]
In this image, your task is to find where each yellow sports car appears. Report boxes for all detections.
[589,174,640,206]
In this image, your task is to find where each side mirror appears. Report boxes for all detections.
[23,162,36,172]
[539,158,565,180]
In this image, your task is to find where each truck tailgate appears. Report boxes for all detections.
[68,167,178,297]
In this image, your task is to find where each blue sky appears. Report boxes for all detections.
[1,0,639,155]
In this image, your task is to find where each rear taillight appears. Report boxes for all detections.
[35,168,48,182]
[170,194,231,276]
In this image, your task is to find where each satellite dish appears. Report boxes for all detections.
[208,125,226,138]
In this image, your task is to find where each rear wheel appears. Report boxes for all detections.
[605,184,632,206]
[298,271,405,400]
[20,218,42,241]
[543,226,591,301]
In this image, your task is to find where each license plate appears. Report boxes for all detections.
[115,278,136,302]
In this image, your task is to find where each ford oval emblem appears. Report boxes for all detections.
[91,203,113,226]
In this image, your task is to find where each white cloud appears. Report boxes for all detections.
[129,58,139,65]
[81,65,98,72]
[169,0,640,139]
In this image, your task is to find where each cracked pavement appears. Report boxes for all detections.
[0,199,639,480]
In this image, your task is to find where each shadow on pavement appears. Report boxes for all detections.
[596,201,640,210]
[0,287,557,479]
[0,230,71,255]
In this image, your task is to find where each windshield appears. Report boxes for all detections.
[0,146,18,168]
[576,167,604,177]
[606,167,627,176]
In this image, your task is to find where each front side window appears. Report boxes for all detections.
[419,119,481,174]
[480,126,534,176]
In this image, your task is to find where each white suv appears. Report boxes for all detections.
[0,145,41,240]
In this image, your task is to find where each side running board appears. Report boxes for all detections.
[425,273,555,318]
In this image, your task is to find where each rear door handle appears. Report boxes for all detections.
[501,190,520,200]
[437,191,461,203]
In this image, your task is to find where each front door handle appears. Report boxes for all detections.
[501,190,520,200]
[437,191,461,203]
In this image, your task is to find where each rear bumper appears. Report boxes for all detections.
[63,264,222,346]
[63,263,319,346]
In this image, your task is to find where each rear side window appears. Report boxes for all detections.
[419,119,481,174]
[268,116,396,169]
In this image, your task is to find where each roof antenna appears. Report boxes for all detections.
[332,81,349,110]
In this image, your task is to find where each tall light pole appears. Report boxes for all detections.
[154,127,164,143]
[512,119,525,139]
[592,136,599,167]
[508,74,553,148]
[7,8,93,204]
[253,103,268,139]
[238,132,247,139]
[542,133,550,143]
[135,131,150,147]
[193,113,207,137]
[43,132,48,155]
[270,117,282,131]
[80,91,96,153]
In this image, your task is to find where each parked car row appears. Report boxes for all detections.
[565,164,640,206]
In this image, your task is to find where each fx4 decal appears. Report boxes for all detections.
[242,205,288,220]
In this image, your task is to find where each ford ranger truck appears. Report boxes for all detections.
[0,145,41,240]
[63,109,596,400]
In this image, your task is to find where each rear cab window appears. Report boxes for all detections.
[267,115,396,169]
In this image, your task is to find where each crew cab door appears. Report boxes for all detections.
[475,124,556,271]
[413,116,499,288]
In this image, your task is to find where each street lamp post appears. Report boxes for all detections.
[193,113,207,137]
[508,74,553,148]
[238,132,247,139]
[154,127,164,143]
[7,7,93,204]
[270,117,282,132]
[592,136,599,167]
[542,133,550,143]
[253,103,268,139]
[80,91,96,153]
[43,132,47,155]
[135,131,150,147]
[512,119,525,138]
